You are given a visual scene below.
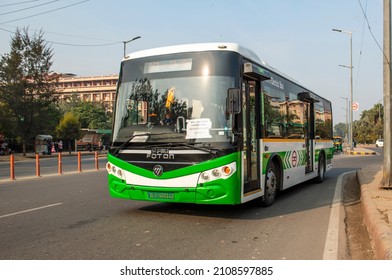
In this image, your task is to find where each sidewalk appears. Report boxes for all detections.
[348,145,392,259]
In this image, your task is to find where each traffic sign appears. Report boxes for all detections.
[352,102,359,111]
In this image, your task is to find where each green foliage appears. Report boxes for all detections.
[73,101,111,129]
[0,27,59,153]
[335,103,383,144]
[353,103,383,144]
[59,96,112,129]
[0,102,15,138]
[333,122,347,137]
[55,112,81,141]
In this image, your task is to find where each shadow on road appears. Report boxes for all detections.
[135,168,354,221]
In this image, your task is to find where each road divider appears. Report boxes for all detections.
[78,152,82,172]
[36,153,40,177]
[58,153,62,175]
[10,154,15,180]
[3,152,103,181]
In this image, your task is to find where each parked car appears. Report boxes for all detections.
[376,139,384,148]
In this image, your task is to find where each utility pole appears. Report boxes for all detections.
[383,0,392,188]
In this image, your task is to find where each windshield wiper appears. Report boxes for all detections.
[112,133,174,156]
[179,142,218,155]
[146,142,218,155]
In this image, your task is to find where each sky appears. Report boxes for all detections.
[0,0,385,126]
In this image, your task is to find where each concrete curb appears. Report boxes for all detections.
[345,151,377,155]
[357,169,392,259]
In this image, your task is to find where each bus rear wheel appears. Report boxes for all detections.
[259,161,279,207]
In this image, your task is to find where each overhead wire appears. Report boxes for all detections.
[0,0,40,8]
[357,0,390,68]
[0,0,59,16]
[0,26,122,47]
[0,0,90,25]
[0,0,116,46]
[354,0,367,95]
[46,40,121,47]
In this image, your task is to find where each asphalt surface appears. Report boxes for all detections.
[1,147,388,259]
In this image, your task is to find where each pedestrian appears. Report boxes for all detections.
[98,139,103,153]
[47,140,51,155]
[58,140,63,153]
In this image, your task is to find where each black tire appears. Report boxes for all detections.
[315,153,325,183]
[259,161,279,207]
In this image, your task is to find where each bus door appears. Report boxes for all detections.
[242,80,260,193]
[298,91,317,174]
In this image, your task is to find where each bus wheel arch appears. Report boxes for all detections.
[315,150,326,183]
[259,155,282,207]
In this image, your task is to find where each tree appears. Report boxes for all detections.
[55,112,81,154]
[0,102,15,138]
[59,97,112,129]
[73,101,111,129]
[0,27,59,155]
[334,122,347,138]
[352,103,384,144]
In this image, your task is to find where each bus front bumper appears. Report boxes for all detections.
[108,174,239,205]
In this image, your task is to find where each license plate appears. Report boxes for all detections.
[147,192,175,200]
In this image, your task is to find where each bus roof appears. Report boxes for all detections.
[124,42,293,84]
[124,42,326,104]
[124,42,263,64]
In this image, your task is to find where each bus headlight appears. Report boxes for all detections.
[212,169,221,178]
[198,162,236,184]
[107,162,125,180]
[201,172,210,181]
[117,169,123,178]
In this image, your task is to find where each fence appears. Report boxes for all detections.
[2,152,103,181]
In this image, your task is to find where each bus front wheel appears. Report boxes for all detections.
[259,161,279,207]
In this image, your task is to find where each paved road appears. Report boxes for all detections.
[0,152,379,260]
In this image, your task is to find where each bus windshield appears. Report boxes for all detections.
[112,51,240,146]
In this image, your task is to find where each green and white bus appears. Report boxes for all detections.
[107,43,333,206]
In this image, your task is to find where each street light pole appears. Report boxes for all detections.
[341,96,349,142]
[122,36,141,58]
[383,0,391,187]
[333,28,354,151]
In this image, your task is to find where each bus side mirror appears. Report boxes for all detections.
[227,88,241,114]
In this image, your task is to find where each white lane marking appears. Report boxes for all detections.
[323,171,354,259]
[0,203,63,219]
